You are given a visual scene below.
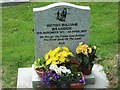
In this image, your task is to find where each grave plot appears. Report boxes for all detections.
[17,2,109,89]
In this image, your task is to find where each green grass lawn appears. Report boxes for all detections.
[2,2,118,88]
[0,6,2,87]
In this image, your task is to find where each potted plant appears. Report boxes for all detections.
[76,42,97,75]
[34,58,48,77]
[34,47,85,89]
[69,72,85,90]
[34,46,74,77]
[37,65,85,89]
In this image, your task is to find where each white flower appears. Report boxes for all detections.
[78,73,80,76]
[59,66,71,74]
[67,69,71,74]
[56,68,62,75]
[59,66,67,73]
[49,64,58,71]
[62,69,67,73]
[49,65,71,75]
[59,66,67,70]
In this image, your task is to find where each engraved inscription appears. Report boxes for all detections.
[36,22,87,44]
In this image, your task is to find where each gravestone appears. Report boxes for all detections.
[33,2,90,59]
[32,2,94,88]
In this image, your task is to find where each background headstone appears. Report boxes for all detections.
[33,2,90,59]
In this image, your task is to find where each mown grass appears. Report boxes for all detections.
[2,2,118,88]
[0,5,2,88]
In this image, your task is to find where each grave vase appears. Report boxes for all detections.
[81,63,93,75]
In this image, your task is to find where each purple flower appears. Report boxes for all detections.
[79,79,85,83]
[41,70,60,87]
[48,71,52,76]
[42,71,47,84]
[42,71,46,77]
[52,73,59,80]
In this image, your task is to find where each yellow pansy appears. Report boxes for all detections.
[61,51,68,57]
[55,53,59,57]
[50,52,55,58]
[44,50,52,60]
[76,42,94,56]
[59,56,66,62]
[52,61,59,65]
[88,47,92,53]
[81,44,88,51]
[62,47,69,52]
[68,52,74,57]
[44,54,49,61]
[76,46,82,54]
[46,59,52,65]
[44,47,74,65]
[52,47,61,53]
[66,58,69,62]
[53,56,59,61]
[50,47,60,57]
[83,50,88,57]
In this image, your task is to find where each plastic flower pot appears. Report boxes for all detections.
[69,72,85,90]
[45,86,57,90]
[35,69,44,77]
[35,67,49,77]
[70,83,84,90]
[37,84,57,90]
[81,66,92,75]
[81,63,93,75]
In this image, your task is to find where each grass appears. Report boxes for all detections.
[2,2,118,88]
[0,5,2,89]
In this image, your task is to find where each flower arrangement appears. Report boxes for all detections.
[34,46,85,89]
[44,47,74,65]
[33,42,97,88]
[76,42,97,75]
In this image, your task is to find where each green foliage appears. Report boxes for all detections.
[57,71,82,88]
[34,58,45,69]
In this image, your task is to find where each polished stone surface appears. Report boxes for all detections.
[33,2,90,59]
[17,68,32,88]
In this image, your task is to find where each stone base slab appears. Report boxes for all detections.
[17,64,109,88]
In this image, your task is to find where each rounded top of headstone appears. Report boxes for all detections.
[33,2,90,12]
